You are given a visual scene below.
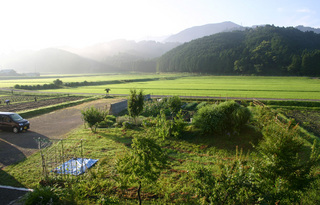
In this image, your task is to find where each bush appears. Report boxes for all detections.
[193,101,251,135]
[142,98,170,117]
[255,121,320,203]
[184,102,198,111]
[196,101,207,110]
[167,96,182,115]
[98,115,116,128]
[81,106,108,132]
[23,186,67,205]
[156,110,186,139]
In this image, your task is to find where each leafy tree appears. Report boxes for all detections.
[255,121,320,203]
[104,88,111,95]
[81,106,108,132]
[167,96,182,117]
[128,89,144,124]
[53,79,63,87]
[116,137,168,205]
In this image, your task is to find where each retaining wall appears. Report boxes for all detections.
[109,99,128,115]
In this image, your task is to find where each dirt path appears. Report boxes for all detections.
[0,98,124,169]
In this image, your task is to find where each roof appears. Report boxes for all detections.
[0,112,17,115]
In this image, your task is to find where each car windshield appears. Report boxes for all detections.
[10,114,23,121]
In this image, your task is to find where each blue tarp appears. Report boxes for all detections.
[52,158,98,175]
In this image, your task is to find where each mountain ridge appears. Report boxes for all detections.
[164,21,243,43]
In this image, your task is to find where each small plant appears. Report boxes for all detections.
[128,89,144,124]
[167,96,182,117]
[98,115,116,128]
[23,186,66,205]
[116,137,168,205]
[81,106,108,132]
[156,109,186,139]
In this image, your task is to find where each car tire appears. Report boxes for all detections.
[13,127,19,133]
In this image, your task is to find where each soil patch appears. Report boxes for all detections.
[0,96,84,113]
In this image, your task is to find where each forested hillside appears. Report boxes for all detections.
[157,25,320,76]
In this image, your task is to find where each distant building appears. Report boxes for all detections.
[0,69,19,76]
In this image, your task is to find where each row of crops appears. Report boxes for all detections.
[0,93,69,105]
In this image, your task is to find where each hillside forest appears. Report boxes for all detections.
[157,25,320,76]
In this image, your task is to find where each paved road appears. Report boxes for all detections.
[0,98,123,205]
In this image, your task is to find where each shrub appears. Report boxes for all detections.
[23,186,65,205]
[193,101,251,134]
[156,110,186,139]
[167,96,182,115]
[128,89,144,124]
[193,158,257,204]
[142,98,169,117]
[116,137,168,204]
[196,101,207,110]
[98,115,116,128]
[184,102,198,111]
[255,121,320,203]
[81,106,108,132]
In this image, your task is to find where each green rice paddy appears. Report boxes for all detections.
[1,73,320,100]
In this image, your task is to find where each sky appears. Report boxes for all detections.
[0,0,319,53]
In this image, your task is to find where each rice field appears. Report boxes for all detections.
[1,74,320,100]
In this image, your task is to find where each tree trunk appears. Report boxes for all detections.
[138,182,142,205]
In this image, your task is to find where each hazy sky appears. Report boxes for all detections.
[0,0,319,52]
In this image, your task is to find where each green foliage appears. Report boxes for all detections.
[81,106,108,132]
[116,137,168,204]
[104,88,111,94]
[184,102,198,111]
[193,101,251,134]
[142,98,170,117]
[158,25,320,76]
[156,110,186,139]
[255,121,320,203]
[53,79,63,87]
[23,186,71,205]
[128,89,144,124]
[98,115,116,128]
[196,101,207,110]
[167,96,182,115]
[193,159,258,204]
[156,110,172,139]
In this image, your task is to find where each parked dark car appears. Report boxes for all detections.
[0,112,30,133]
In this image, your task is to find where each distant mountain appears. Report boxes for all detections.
[296,25,320,34]
[60,40,180,73]
[61,39,180,62]
[158,25,320,76]
[0,48,115,74]
[164,21,243,43]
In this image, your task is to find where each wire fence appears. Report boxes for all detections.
[35,138,86,180]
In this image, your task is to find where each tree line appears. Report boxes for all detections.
[157,25,320,76]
